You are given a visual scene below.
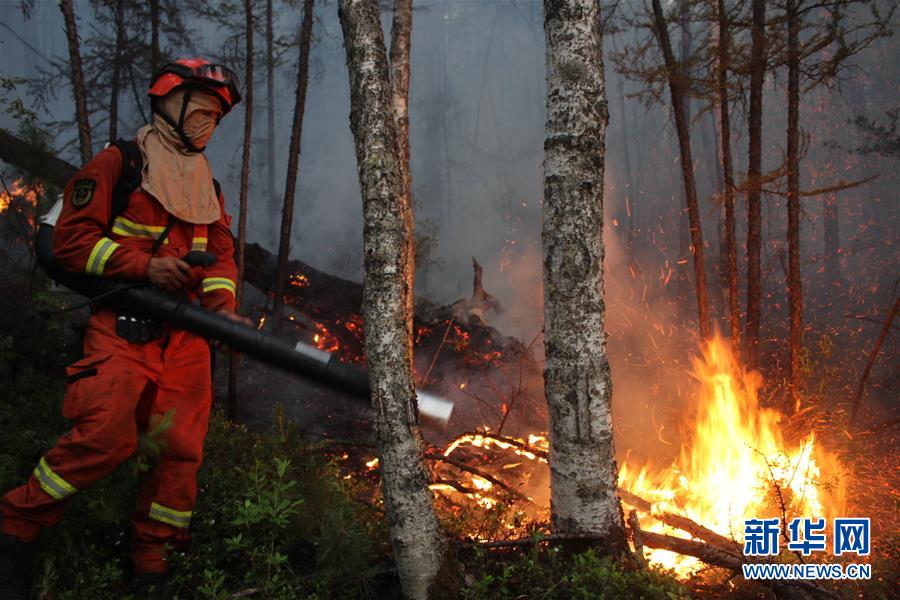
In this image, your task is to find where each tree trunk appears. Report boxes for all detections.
[59,0,92,163]
[745,0,766,370]
[266,0,277,237]
[108,0,126,143]
[150,0,161,73]
[228,0,255,421]
[338,1,452,598]
[542,0,628,553]
[650,0,710,340]
[390,0,414,342]
[676,0,693,313]
[786,0,802,410]
[717,0,740,357]
[272,0,315,332]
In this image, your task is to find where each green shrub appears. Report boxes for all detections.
[462,545,689,600]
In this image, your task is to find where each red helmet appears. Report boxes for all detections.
[149,58,242,113]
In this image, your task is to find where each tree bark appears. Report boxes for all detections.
[650,0,710,340]
[228,0,255,421]
[542,0,628,553]
[59,0,93,163]
[390,0,414,345]
[746,0,766,370]
[786,0,802,410]
[338,1,452,598]
[108,0,127,143]
[717,0,741,357]
[150,0,161,73]
[272,0,315,332]
[266,0,277,237]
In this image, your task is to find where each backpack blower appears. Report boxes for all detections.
[35,199,453,424]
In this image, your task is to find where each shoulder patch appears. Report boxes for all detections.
[71,178,96,208]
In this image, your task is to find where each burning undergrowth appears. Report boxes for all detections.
[234,235,893,587]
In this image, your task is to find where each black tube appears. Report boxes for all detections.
[36,223,370,398]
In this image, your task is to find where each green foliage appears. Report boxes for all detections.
[0,301,392,598]
[462,546,689,600]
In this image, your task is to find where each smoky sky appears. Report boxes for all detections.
[1,0,897,363]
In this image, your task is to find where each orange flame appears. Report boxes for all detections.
[619,334,845,574]
[0,178,41,226]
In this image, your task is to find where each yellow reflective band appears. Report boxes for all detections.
[148,502,192,528]
[202,277,235,295]
[111,216,169,243]
[85,237,120,276]
[33,457,77,500]
[191,237,208,251]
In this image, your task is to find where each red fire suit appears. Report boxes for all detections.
[0,145,238,574]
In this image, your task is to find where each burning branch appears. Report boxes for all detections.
[424,452,534,505]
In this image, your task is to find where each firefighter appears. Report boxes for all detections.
[0,58,247,597]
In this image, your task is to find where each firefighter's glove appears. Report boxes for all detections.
[116,314,165,344]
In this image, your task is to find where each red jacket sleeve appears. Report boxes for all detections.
[53,146,152,280]
[199,192,238,312]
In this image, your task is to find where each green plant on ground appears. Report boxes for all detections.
[462,545,689,600]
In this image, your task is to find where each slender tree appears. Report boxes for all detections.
[59,0,93,163]
[650,0,711,340]
[228,0,255,420]
[266,0,278,237]
[542,0,628,552]
[745,0,765,370]
[338,0,453,597]
[272,0,315,332]
[716,0,740,356]
[785,0,802,408]
[390,0,414,333]
[150,0,161,72]
[108,0,126,143]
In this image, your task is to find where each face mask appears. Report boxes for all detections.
[158,89,224,151]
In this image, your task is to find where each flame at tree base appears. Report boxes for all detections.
[352,335,846,579]
[619,334,845,575]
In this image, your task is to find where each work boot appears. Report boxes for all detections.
[0,532,33,600]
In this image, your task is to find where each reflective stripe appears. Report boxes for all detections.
[191,237,208,251]
[202,277,235,295]
[148,502,192,528]
[85,237,120,275]
[111,216,169,243]
[33,457,77,500]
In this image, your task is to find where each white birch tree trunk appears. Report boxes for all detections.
[542,0,628,553]
[338,1,452,597]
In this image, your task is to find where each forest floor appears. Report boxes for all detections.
[0,257,895,599]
